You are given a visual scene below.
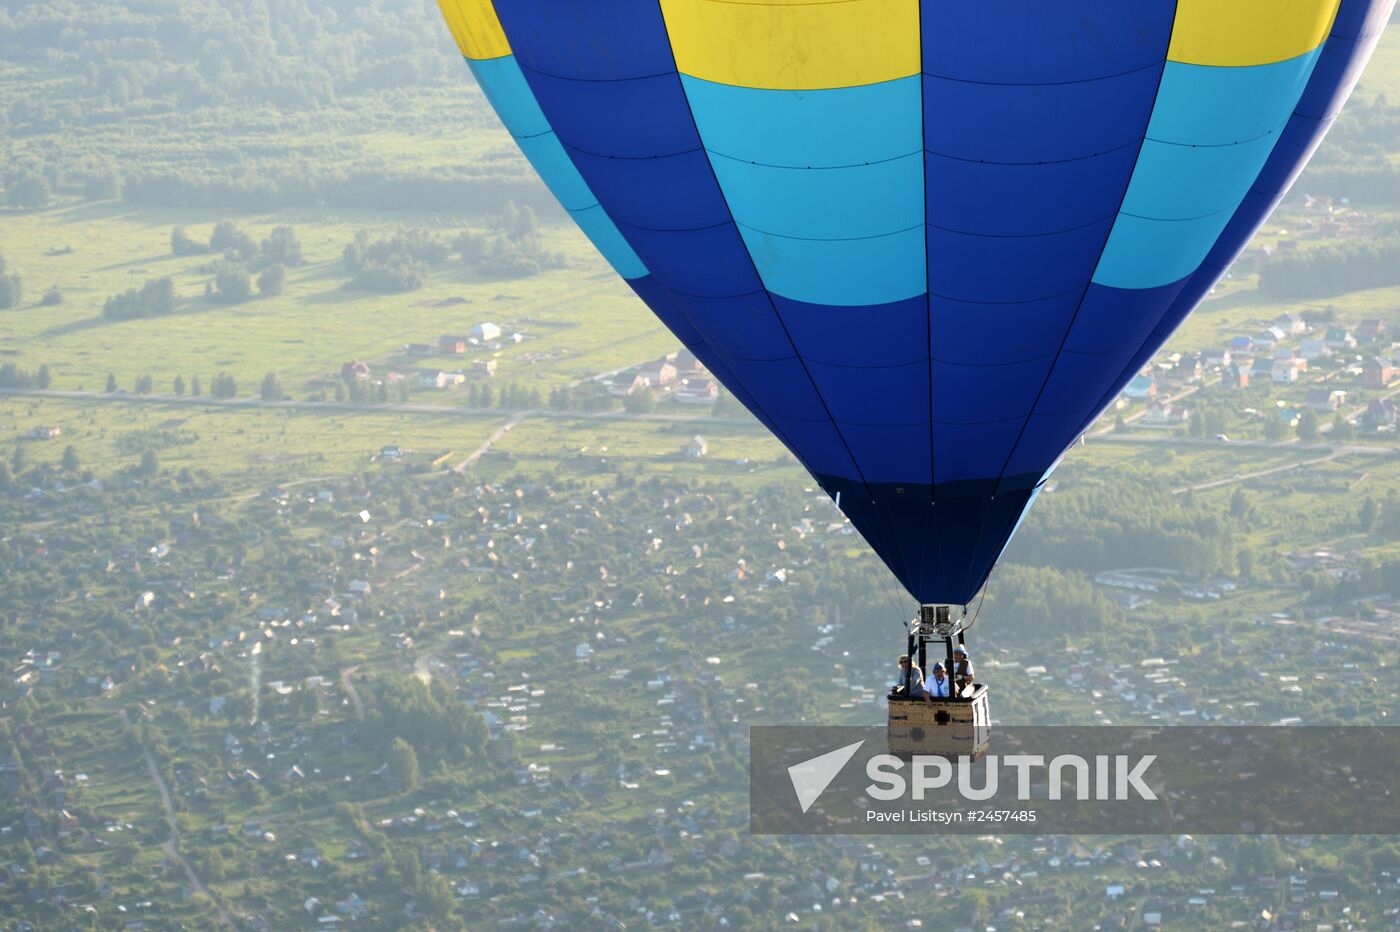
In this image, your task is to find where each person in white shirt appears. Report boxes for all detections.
[923,662,951,699]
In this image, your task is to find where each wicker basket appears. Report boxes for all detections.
[887,684,991,758]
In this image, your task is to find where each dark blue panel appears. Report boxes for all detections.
[1331,0,1394,39]
[920,0,1176,84]
[922,67,1160,163]
[492,0,676,79]
[808,360,927,427]
[1035,346,1139,417]
[931,357,1050,425]
[668,291,794,362]
[1062,278,1188,355]
[776,293,927,368]
[771,417,863,479]
[722,355,837,423]
[837,424,931,486]
[568,148,730,230]
[618,222,763,298]
[1004,411,1085,478]
[925,150,1134,237]
[927,220,1113,304]
[933,420,1023,486]
[523,69,700,157]
[931,290,1080,365]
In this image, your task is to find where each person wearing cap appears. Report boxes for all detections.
[923,662,951,699]
[890,654,924,698]
[951,645,975,694]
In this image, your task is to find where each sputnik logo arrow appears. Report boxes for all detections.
[787,740,865,814]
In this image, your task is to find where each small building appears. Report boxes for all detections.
[674,378,719,405]
[24,426,61,440]
[1299,339,1332,361]
[609,372,647,397]
[470,322,502,343]
[340,360,371,381]
[1363,357,1395,388]
[682,435,709,458]
[1357,318,1387,342]
[1364,398,1398,429]
[1273,312,1309,336]
[1144,400,1189,425]
[1201,348,1232,369]
[1324,326,1356,350]
[438,335,468,355]
[1271,357,1307,383]
[1305,388,1346,412]
[420,369,448,389]
[639,359,678,388]
[471,359,497,377]
[674,348,709,375]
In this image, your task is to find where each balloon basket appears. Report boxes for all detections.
[887,684,991,760]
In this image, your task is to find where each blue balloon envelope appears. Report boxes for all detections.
[438,0,1392,604]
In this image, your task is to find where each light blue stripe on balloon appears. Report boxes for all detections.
[467,55,549,138]
[710,153,923,240]
[680,75,921,166]
[681,74,924,304]
[1123,134,1282,221]
[572,205,646,279]
[736,225,926,307]
[1147,49,1323,145]
[466,55,645,280]
[1094,50,1324,290]
[516,133,595,212]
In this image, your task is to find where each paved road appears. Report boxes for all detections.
[0,387,760,428]
[121,709,238,929]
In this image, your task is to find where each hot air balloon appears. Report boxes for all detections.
[435,0,1390,657]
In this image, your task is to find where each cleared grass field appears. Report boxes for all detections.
[1,201,681,398]
[0,394,512,478]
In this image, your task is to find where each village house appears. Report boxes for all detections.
[609,372,647,397]
[1357,318,1387,342]
[1144,400,1189,426]
[419,369,466,390]
[438,335,468,355]
[471,359,497,378]
[1304,388,1347,413]
[470,322,502,342]
[1221,362,1249,389]
[1364,398,1398,429]
[1201,348,1231,369]
[1298,338,1332,361]
[639,359,678,388]
[1255,325,1287,349]
[682,435,708,458]
[673,378,718,405]
[340,360,370,381]
[1273,312,1309,336]
[24,426,61,440]
[1363,357,1395,388]
[1271,357,1308,383]
[1324,325,1356,350]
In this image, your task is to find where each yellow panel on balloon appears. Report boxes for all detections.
[659,0,920,90]
[1168,0,1340,66]
[437,0,510,61]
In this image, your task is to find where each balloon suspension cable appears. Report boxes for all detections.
[963,562,998,635]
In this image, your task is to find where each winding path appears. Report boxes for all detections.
[120,709,238,929]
